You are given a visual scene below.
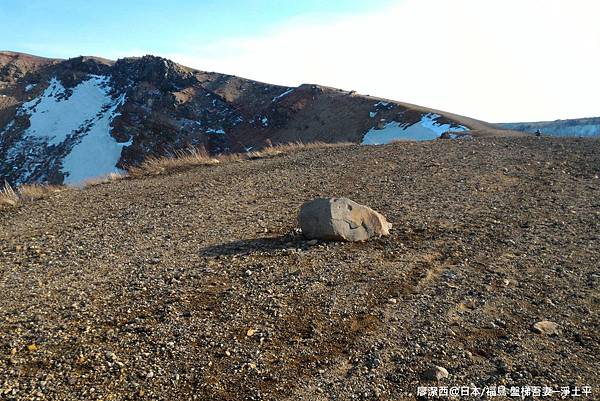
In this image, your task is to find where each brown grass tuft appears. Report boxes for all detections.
[18,184,64,201]
[128,147,220,178]
[0,182,19,208]
[84,171,127,187]
[246,141,353,160]
[0,182,64,210]
[126,141,353,179]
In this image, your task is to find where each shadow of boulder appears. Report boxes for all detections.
[200,232,311,257]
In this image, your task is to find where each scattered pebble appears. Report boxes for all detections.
[422,366,449,381]
[532,320,559,335]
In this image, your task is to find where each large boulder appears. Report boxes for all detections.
[299,197,392,242]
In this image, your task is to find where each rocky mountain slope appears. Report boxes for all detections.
[0,137,599,400]
[0,51,511,186]
[499,117,600,138]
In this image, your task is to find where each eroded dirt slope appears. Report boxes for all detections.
[0,137,599,400]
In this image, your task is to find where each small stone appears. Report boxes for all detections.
[27,344,38,352]
[532,320,559,335]
[388,298,397,304]
[365,354,382,369]
[246,328,257,337]
[306,240,319,246]
[422,366,449,381]
[486,321,499,329]
[495,359,509,374]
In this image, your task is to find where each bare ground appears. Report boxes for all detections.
[0,137,599,400]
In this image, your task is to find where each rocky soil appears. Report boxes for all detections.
[0,137,599,400]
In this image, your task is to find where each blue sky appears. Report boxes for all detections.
[2,0,599,122]
[1,0,394,59]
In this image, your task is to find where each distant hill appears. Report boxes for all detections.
[499,117,600,137]
[0,51,517,185]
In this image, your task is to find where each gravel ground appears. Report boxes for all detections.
[0,137,599,400]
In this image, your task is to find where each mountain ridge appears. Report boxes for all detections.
[499,117,600,137]
[1,51,516,185]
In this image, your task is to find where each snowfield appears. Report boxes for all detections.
[61,92,128,185]
[8,75,128,184]
[362,114,467,144]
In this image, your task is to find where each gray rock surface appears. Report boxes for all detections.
[298,197,391,242]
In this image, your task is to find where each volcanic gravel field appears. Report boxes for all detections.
[0,137,599,400]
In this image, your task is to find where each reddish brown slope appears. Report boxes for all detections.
[1,52,525,185]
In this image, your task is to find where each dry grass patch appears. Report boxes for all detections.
[0,182,19,208]
[128,147,220,178]
[84,172,127,187]
[18,184,64,201]
[0,182,65,209]
[127,141,353,179]
[248,141,351,158]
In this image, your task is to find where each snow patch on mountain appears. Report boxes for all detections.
[362,114,467,144]
[61,93,127,185]
[5,75,127,184]
[19,76,115,145]
[272,88,294,102]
